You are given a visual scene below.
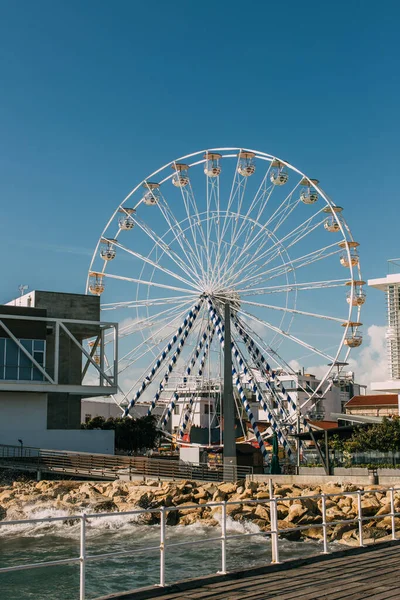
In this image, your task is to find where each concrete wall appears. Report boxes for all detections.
[0,392,48,431]
[0,391,114,453]
[81,399,123,422]
[0,428,115,454]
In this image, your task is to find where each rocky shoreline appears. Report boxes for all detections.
[1,478,399,545]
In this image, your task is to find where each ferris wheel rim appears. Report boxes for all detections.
[86,146,363,447]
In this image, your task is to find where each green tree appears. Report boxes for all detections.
[349,417,400,453]
[82,415,160,452]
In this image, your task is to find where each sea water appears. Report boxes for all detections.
[0,508,325,600]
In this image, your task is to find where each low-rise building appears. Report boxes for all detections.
[344,394,399,418]
[0,290,118,453]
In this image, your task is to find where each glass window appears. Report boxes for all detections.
[5,339,18,380]
[0,337,45,381]
[0,338,5,379]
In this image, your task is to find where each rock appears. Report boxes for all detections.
[361,497,380,516]
[376,503,391,516]
[236,486,244,495]
[0,490,16,503]
[218,483,236,495]
[226,504,243,517]
[166,510,179,526]
[274,486,292,497]
[173,493,193,505]
[92,500,117,513]
[212,491,227,502]
[302,526,324,540]
[255,504,270,521]
[203,483,217,495]
[278,519,301,541]
[245,481,258,492]
[325,506,346,522]
[179,507,203,516]
[277,504,289,519]
[287,504,308,523]
[193,488,208,500]
[255,491,270,500]
[145,479,159,487]
[136,492,155,509]
[0,505,6,520]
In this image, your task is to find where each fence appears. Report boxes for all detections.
[1,485,400,599]
[0,443,253,482]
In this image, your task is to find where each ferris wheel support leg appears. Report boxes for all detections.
[207,299,269,463]
[223,302,237,480]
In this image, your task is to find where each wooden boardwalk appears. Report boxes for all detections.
[97,541,400,600]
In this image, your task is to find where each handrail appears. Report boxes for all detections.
[0,485,399,599]
[0,444,253,481]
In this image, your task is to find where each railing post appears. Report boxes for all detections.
[80,514,87,600]
[220,501,227,574]
[357,491,364,547]
[159,507,166,587]
[54,320,60,383]
[270,497,280,564]
[321,493,329,554]
[390,487,396,540]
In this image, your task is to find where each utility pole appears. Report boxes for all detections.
[223,302,237,480]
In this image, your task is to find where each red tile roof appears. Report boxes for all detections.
[308,420,339,430]
[345,394,398,407]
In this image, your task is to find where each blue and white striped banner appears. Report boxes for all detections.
[124,300,203,417]
[147,302,203,416]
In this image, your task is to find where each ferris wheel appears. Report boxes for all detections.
[86,147,364,457]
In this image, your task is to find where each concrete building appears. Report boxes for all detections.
[242,369,365,422]
[344,394,399,418]
[0,290,118,453]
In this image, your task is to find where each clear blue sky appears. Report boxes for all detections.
[0,0,399,332]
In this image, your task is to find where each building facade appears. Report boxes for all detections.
[369,265,400,393]
[0,290,118,453]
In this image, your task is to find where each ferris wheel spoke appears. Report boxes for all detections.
[219,178,249,276]
[110,239,200,291]
[241,299,344,323]
[238,278,350,297]
[129,212,201,285]
[213,154,242,287]
[238,209,327,283]
[170,167,207,282]
[239,309,335,362]
[101,295,197,310]
[237,243,341,290]
[99,271,198,295]
[232,180,301,271]
[157,195,206,285]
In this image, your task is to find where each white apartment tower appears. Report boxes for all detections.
[369,260,400,392]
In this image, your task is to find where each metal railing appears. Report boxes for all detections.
[1,485,400,599]
[0,312,118,394]
[0,443,253,481]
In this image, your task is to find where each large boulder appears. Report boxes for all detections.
[287,503,308,523]
[361,496,380,516]
[218,483,237,495]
